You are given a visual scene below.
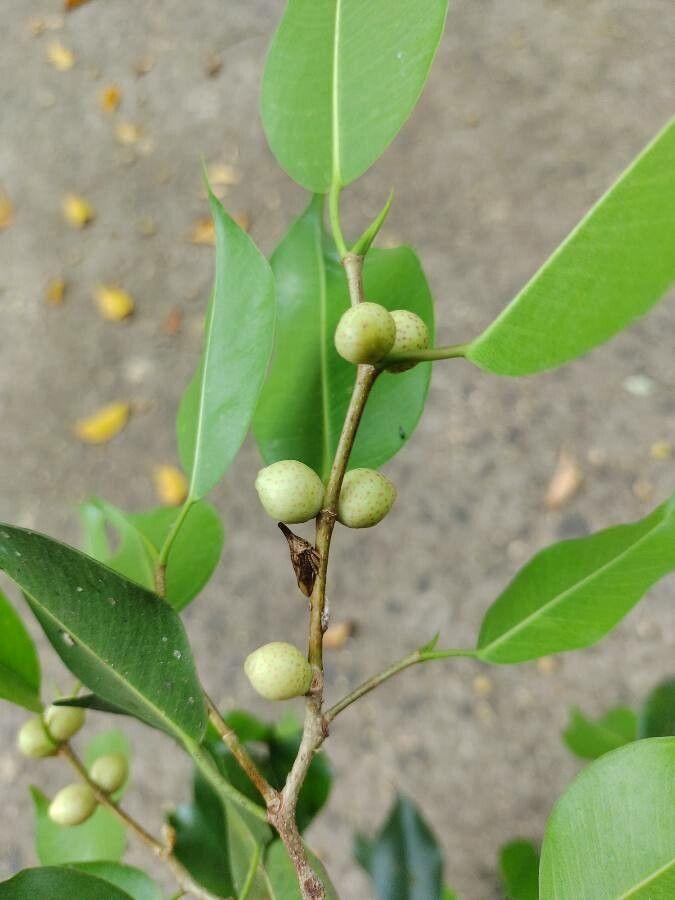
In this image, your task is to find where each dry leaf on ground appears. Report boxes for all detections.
[47,42,76,71]
[45,278,67,306]
[94,285,135,321]
[153,465,188,506]
[65,0,94,10]
[544,449,583,510]
[163,307,183,335]
[323,620,356,650]
[115,122,142,145]
[62,194,94,228]
[0,190,13,230]
[74,402,130,444]
[188,216,215,245]
[99,85,121,113]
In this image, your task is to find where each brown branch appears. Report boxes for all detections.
[60,743,224,900]
[204,693,279,808]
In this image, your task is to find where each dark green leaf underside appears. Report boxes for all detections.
[0,868,132,900]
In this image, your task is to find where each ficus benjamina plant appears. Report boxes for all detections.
[1,3,674,900]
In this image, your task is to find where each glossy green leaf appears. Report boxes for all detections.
[468,118,675,375]
[226,802,273,899]
[0,588,41,711]
[355,794,443,900]
[265,840,339,899]
[562,706,637,760]
[80,498,224,612]
[31,788,126,866]
[0,524,206,741]
[261,0,449,191]
[540,738,675,898]
[639,678,675,738]
[0,867,132,900]
[477,495,675,663]
[69,864,161,900]
[254,198,434,477]
[177,189,275,501]
[130,503,224,611]
[169,770,236,898]
[499,839,539,900]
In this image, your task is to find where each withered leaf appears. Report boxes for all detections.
[74,402,130,444]
[153,465,188,506]
[544,449,583,510]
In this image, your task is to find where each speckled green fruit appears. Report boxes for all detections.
[90,753,128,794]
[44,704,85,742]
[17,717,57,758]
[48,783,97,827]
[386,309,430,372]
[338,468,396,528]
[244,642,312,701]
[255,459,324,523]
[334,302,396,364]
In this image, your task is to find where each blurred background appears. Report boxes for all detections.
[1,1,674,897]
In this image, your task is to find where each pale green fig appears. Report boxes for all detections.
[89,753,129,794]
[17,717,57,759]
[255,459,324,523]
[386,309,430,372]
[44,704,85,742]
[337,468,396,528]
[48,783,97,827]
[244,642,312,701]
[334,302,396,364]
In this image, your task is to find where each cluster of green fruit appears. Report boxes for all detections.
[245,304,428,705]
[17,707,128,827]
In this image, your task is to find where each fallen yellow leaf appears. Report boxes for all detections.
[46,278,67,306]
[94,285,135,321]
[544,449,583,510]
[62,194,94,228]
[65,0,93,10]
[153,465,188,506]
[650,440,672,461]
[323,620,356,650]
[0,190,13,230]
[47,41,76,71]
[208,163,240,187]
[74,402,130,444]
[189,216,215,245]
[99,84,121,113]
[115,121,142,145]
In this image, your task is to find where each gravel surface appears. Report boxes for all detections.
[1,1,673,897]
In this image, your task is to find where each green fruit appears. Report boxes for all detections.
[334,302,396,364]
[244,642,312,701]
[48,783,97,827]
[337,468,396,528]
[44,704,86,742]
[386,309,430,372]
[17,717,57,759]
[255,460,324,523]
[89,753,129,794]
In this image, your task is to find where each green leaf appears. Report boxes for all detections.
[225,802,273,899]
[254,198,434,478]
[177,189,275,501]
[539,738,675,898]
[169,770,236,898]
[639,678,675,738]
[68,864,161,900]
[499,839,539,900]
[0,867,132,900]
[0,588,41,711]
[354,794,443,900]
[265,840,339,899]
[467,118,675,375]
[0,524,206,741]
[31,787,126,866]
[80,499,224,612]
[261,0,449,192]
[476,495,675,663]
[562,706,637,760]
[440,890,457,900]
[130,503,224,611]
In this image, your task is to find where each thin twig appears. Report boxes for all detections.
[204,693,279,807]
[59,743,224,900]
[324,647,476,724]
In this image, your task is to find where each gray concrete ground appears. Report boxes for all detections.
[1,1,674,897]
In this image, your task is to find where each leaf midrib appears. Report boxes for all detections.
[479,512,670,656]
[25,587,188,742]
[188,285,217,501]
[314,215,333,480]
[615,855,675,899]
[331,0,343,185]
